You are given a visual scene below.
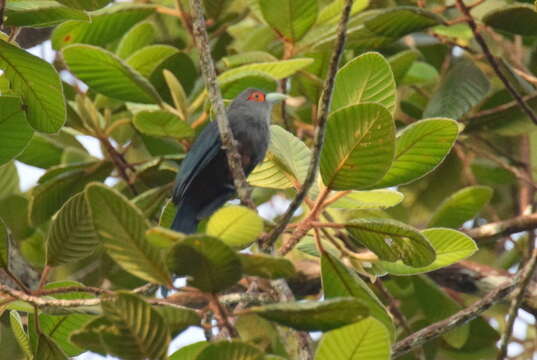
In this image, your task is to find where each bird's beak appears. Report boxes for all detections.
[266,92,288,104]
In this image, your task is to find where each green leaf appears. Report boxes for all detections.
[0,195,32,240]
[465,92,537,136]
[203,0,234,21]
[29,161,112,226]
[145,226,184,250]
[315,318,391,360]
[219,59,313,82]
[389,50,419,85]
[163,70,189,120]
[428,186,493,228]
[132,186,172,218]
[54,0,112,11]
[0,40,65,133]
[373,118,459,188]
[423,59,490,120]
[85,182,172,285]
[401,61,439,86]
[206,206,263,249]
[156,305,201,337]
[51,4,154,49]
[321,252,393,337]
[0,96,32,166]
[36,281,95,356]
[197,341,264,360]
[63,44,161,104]
[116,22,156,59]
[249,125,311,189]
[239,253,296,279]
[320,103,395,190]
[10,311,33,359]
[249,298,369,331]
[332,52,396,115]
[126,45,178,78]
[316,0,369,25]
[46,193,99,266]
[166,235,242,293]
[16,134,64,169]
[364,6,444,38]
[149,52,197,99]
[133,110,194,139]
[413,276,470,348]
[70,316,111,355]
[380,228,477,275]
[346,218,435,267]
[20,230,46,268]
[329,189,404,209]
[169,341,208,360]
[259,0,318,41]
[483,5,537,36]
[221,51,277,69]
[36,333,68,359]
[0,162,19,200]
[4,1,89,27]
[101,293,170,360]
[158,199,176,229]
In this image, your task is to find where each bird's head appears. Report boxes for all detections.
[229,88,287,118]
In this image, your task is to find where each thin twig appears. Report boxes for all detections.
[189,0,255,209]
[461,142,537,190]
[37,265,51,290]
[99,136,138,195]
[0,284,101,308]
[261,0,354,250]
[2,268,30,294]
[34,286,113,296]
[174,0,194,39]
[455,0,537,126]
[208,292,238,338]
[393,251,537,358]
[465,213,537,240]
[278,186,332,255]
[468,93,537,121]
[375,281,426,360]
[496,245,537,359]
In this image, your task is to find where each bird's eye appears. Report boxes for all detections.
[247,91,265,102]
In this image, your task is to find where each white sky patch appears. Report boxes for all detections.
[15,161,45,192]
[76,135,104,158]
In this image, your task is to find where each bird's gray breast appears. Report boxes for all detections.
[229,112,270,170]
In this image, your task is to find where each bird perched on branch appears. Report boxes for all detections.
[171,88,287,233]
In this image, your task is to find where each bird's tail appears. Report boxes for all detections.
[171,201,198,234]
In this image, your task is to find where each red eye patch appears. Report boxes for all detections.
[247,91,266,102]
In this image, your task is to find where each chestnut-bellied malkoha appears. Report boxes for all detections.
[171,88,287,233]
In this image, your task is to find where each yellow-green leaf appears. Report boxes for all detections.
[207,206,263,249]
[320,103,395,190]
[85,183,172,285]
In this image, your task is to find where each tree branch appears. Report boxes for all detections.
[455,0,537,126]
[208,292,238,338]
[0,284,101,308]
[98,136,138,195]
[261,0,354,250]
[393,250,537,358]
[465,213,537,240]
[189,0,255,209]
[497,238,537,359]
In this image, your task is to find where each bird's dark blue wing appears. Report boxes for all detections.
[173,121,222,203]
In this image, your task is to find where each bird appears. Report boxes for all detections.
[171,88,287,234]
